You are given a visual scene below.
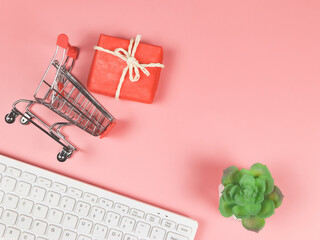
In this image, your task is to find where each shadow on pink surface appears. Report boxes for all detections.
[105,118,131,139]
[189,154,236,210]
[153,47,175,104]
[186,154,238,239]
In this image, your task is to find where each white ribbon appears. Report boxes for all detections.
[94,35,165,100]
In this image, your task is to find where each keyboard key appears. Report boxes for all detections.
[46,225,62,240]
[0,223,5,237]
[120,216,136,232]
[68,187,83,198]
[150,227,166,240]
[0,191,4,203]
[107,229,123,240]
[0,163,6,172]
[48,209,63,224]
[2,209,18,225]
[177,224,192,235]
[77,219,93,235]
[162,219,176,230]
[45,191,61,207]
[62,213,78,228]
[83,193,98,203]
[60,196,76,211]
[0,207,3,217]
[166,232,188,240]
[90,206,105,222]
[78,235,92,240]
[1,176,17,192]
[114,203,129,214]
[21,172,36,183]
[105,211,121,227]
[61,230,77,240]
[135,222,151,237]
[7,167,21,178]
[3,193,19,209]
[99,198,113,208]
[32,219,47,235]
[124,234,138,240]
[37,177,52,188]
[17,215,33,230]
[52,182,67,193]
[33,203,49,219]
[18,198,34,214]
[146,214,160,224]
[5,227,20,240]
[20,232,35,240]
[130,208,144,219]
[15,181,32,196]
[92,224,108,239]
[75,201,91,217]
[30,186,46,202]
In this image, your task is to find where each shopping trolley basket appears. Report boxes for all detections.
[5,34,116,162]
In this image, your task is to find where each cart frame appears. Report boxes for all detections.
[5,34,115,161]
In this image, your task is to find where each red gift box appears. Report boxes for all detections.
[87,34,164,104]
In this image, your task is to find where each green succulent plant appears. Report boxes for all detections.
[219,163,284,232]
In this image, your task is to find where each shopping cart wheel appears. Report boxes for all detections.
[57,148,72,162]
[57,151,68,162]
[5,111,17,124]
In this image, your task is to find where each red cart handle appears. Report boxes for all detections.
[57,34,78,59]
[99,121,116,139]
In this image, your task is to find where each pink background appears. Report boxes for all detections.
[1,0,320,239]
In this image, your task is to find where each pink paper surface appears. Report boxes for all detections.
[1,1,320,239]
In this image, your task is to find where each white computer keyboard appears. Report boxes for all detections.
[0,154,198,240]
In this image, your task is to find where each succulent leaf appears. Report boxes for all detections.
[255,192,264,204]
[234,193,248,206]
[222,166,239,186]
[232,205,251,219]
[242,216,265,233]
[222,184,235,205]
[267,185,284,208]
[249,203,262,216]
[258,175,274,195]
[239,174,255,188]
[255,178,266,193]
[219,196,234,217]
[228,185,240,198]
[250,163,272,178]
[258,199,275,218]
[237,169,254,182]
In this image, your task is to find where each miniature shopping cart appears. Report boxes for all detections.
[5,34,116,162]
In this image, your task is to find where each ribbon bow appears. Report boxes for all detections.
[94,35,164,100]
